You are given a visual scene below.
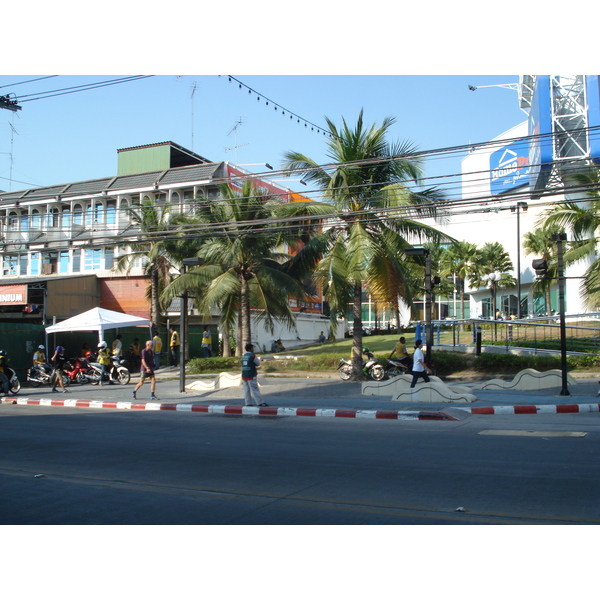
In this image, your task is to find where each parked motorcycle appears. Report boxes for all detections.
[385,357,411,378]
[27,364,70,388]
[3,365,21,394]
[63,357,91,385]
[87,355,130,386]
[338,348,385,381]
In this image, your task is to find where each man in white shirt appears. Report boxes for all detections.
[410,339,432,388]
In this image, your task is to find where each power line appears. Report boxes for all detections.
[0,76,59,90]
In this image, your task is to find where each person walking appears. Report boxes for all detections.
[51,346,69,393]
[152,331,163,369]
[201,326,213,358]
[410,339,432,388]
[241,343,268,407]
[132,340,158,401]
[169,327,179,367]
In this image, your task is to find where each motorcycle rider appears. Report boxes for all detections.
[33,344,51,375]
[97,341,112,385]
[0,350,9,395]
[388,336,411,369]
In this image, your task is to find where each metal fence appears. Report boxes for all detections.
[421,314,600,356]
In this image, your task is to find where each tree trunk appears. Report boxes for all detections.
[352,281,364,380]
[240,273,251,352]
[151,267,161,331]
[222,321,231,357]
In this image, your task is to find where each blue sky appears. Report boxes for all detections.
[0,74,528,193]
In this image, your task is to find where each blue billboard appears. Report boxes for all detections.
[528,75,554,194]
[490,139,530,195]
[586,75,600,165]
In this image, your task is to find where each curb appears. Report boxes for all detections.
[460,403,600,415]
[2,397,457,421]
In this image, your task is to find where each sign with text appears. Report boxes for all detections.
[490,139,530,195]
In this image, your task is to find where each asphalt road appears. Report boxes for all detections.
[3,380,600,524]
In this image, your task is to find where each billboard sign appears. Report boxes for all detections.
[490,139,530,195]
[586,75,600,165]
[528,75,554,194]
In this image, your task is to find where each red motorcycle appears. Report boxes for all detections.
[63,357,91,385]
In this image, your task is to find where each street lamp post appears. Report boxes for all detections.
[551,233,570,396]
[179,257,200,393]
[489,272,500,341]
[405,247,432,366]
[511,201,528,318]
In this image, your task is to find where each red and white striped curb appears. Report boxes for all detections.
[461,403,600,415]
[2,397,456,421]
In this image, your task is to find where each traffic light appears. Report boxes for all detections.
[532,258,548,279]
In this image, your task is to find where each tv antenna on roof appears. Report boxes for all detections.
[224,117,249,163]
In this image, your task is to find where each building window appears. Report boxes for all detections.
[73,204,83,226]
[94,202,104,224]
[31,252,40,275]
[72,249,81,272]
[59,251,69,274]
[3,254,18,276]
[46,208,60,228]
[19,254,28,276]
[21,213,29,232]
[42,252,58,275]
[31,209,41,229]
[61,208,71,228]
[106,200,116,225]
[8,212,18,231]
[86,204,93,226]
[84,248,101,270]
[104,246,114,270]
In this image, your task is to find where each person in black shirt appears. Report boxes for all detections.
[51,346,69,393]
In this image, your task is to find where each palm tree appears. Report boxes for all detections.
[282,109,451,378]
[470,242,516,317]
[439,240,479,322]
[115,199,181,330]
[162,181,326,355]
[539,167,600,308]
[523,225,561,315]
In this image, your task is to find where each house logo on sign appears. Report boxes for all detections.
[490,140,530,195]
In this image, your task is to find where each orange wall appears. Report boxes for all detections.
[100,276,150,319]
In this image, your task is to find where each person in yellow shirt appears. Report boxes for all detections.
[388,336,411,369]
[201,326,212,358]
[169,327,179,367]
[97,341,112,386]
[152,332,163,369]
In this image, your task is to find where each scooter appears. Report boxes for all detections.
[2,365,21,394]
[27,364,70,388]
[63,357,91,385]
[338,348,385,381]
[87,355,131,385]
[385,357,411,378]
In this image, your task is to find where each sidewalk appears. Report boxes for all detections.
[4,371,600,420]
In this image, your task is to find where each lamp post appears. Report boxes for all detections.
[405,247,432,366]
[551,233,570,396]
[489,271,500,341]
[179,257,200,393]
[511,201,528,317]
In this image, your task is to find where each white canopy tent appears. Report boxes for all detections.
[45,307,151,343]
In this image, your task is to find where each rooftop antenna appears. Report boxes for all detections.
[190,80,197,151]
[225,118,248,163]
[8,121,18,191]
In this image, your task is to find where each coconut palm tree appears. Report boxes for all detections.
[523,225,561,315]
[162,181,327,355]
[470,242,516,318]
[439,240,479,322]
[538,167,600,308]
[115,199,181,330]
[282,109,451,378]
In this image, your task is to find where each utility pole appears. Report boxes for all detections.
[552,233,570,396]
[0,95,22,112]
